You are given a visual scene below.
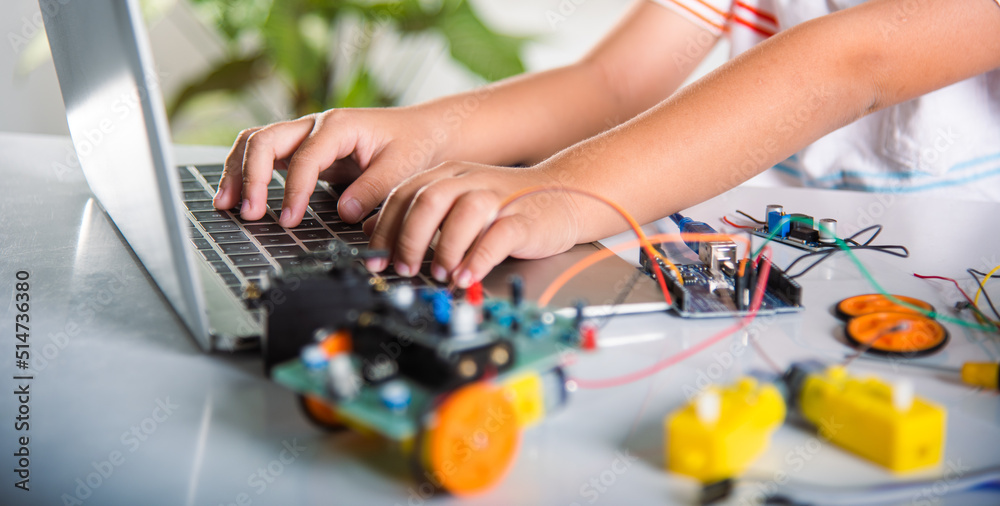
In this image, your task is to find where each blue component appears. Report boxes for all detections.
[527,322,548,339]
[497,314,514,328]
[300,345,328,371]
[427,289,452,325]
[379,381,411,413]
[767,211,790,238]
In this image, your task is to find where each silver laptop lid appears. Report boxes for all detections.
[42,0,212,349]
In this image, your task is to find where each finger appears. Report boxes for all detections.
[452,216,525,289]
[362,214,378,237]
[367,164,465,273]
[430,191,497,283]
[240,117,316,221]
[215,127,259,210]
[390,181,467,277]
[279,114,371,227]
[338,147,415,223]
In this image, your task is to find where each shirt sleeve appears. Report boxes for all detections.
[649,0,734,36]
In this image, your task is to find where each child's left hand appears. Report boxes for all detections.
[364,162,581,287]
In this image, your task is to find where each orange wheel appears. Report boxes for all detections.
[298,395,347,432]
[420,382,521,496]
[835,294,934,320]
[845,313,949,357]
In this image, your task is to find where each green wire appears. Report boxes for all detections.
[749,215,996,332]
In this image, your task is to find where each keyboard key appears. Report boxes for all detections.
[186,201,217,211]
[188,227,201,238]
[316,212,341,223]
[201,221,242,233]
[201,250,222,262]
[308,201,338,213]
[220,273,240,286]
[192,210,231,222]
[267,199,284,210]
[209,261,230,273]
[220,242,260,255]
[268,180,283,189]
[293,219,321,230]
[181,181,204,191]
[267,188,285,199]
[229,254,269,266]
[210,231,249,243]
[293,229,333,241]
[177,166,197,181]
[302,240,333,251]
[265,245,305,257]
[337,231,368,244]
[256,234,296,246]
[238,265,274,276]
[325,221,362,233]
[196,164,225,176]
[310,191,334,203]
[183,190,212,202]
[228,285,244,297]
[244,223,285,235]
[191,238,212,250]
[235,213,275,224]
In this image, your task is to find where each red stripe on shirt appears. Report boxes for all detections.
[733,15,776,37]
[735,1,778,25]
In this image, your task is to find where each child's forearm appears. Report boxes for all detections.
[544,0,1000,242]
[412,1,718,167]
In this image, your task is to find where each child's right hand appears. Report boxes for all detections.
[213,106,448,227]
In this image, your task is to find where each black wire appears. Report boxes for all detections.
[783,225,908,279]
[736,210,766,224]
[969,268,998,279]
[968,268,1000,322]
[594,269,644,330]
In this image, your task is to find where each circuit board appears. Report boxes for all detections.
[640,247,803,319]
[269,295,580,442]
[748,228,833,253]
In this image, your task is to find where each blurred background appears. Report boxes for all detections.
[2,0,727,146]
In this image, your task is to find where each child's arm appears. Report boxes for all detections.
[369,0,1000,285]
[214,1,717,227]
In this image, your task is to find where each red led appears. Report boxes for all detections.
[466,281,484,306]
[581,324,598,351]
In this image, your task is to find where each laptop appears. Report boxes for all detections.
[41,0,667,352]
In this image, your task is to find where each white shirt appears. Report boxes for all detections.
[652,0,1000,201]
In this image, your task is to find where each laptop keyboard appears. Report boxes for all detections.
[179,164,435,299]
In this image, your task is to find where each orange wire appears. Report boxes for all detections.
[452,186,684,305]
[537,232,752,307]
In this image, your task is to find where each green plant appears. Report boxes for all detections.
[169,0,527,123]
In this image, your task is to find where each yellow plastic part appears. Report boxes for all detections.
[666,377,786,483]
[798,366,946,472]
[502,372,546,428]
[961,362,1000,390]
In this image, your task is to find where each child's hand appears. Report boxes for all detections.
[365,162,581,287]
[213,107,445,227]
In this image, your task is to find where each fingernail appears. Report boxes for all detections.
[278,207,293,227]
[341,198,363,222]
[213,187,228,204]
[455,269,472,289]
[395,262,411,277]
[431,264,448,283]
[366,257,387,273]
[240,199,251,216]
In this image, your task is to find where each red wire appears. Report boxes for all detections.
[912,273,977,307]
[722,216,755,230]
[572,246,773,389]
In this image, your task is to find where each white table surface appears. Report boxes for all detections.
[1,132,999,506]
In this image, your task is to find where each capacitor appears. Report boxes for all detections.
[390,284,415,310]
[379,381,411,413]
[818,218,838,244]
[327,354,361,401]
[510,275,524,307]
[450,302,478,339]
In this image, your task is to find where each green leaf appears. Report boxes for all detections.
[436,1,525,81]
[166,55,267,119]
[335,70,392,108]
